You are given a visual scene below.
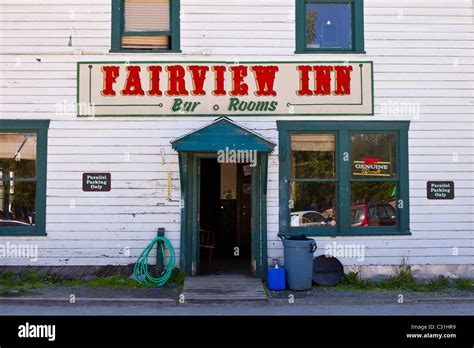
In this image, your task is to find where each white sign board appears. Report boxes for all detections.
[77,61,373,117]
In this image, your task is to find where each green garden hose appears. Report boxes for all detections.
[133,236,176,286]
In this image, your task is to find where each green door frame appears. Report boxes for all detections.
[178,151,269,278]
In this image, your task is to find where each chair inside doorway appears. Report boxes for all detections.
[199,228,215,270]
[199,158,251,275]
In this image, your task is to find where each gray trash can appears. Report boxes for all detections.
[279,234,317,290]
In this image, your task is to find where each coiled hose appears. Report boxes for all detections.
[133,236,175,286]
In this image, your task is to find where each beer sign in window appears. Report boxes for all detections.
[351,133,397,179]
[350,133,398,228]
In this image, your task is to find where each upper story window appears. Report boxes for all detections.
[0,121,49,237]
[111,0,181,53]
[295,0,365,54]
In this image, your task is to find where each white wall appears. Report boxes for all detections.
[0,0,473,273]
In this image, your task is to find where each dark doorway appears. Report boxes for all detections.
[199,158,251,275]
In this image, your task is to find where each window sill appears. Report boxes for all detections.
[288,227,411,237]
[0,231,47,237]
[294,50,366,55]
[109,49,182,54]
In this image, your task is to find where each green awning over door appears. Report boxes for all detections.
[171,117,275,152]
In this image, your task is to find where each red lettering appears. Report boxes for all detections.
[313,66,333,95]
[147,66,163,96]
[251,66,279,96]
[121,66,145,96]
[212,66,226,96]
[166,65,189,96]
[188,65,209,96]
[101,66,120,96]
[296,65,313,96]
[334,66,353,95]
[229,66,249,96]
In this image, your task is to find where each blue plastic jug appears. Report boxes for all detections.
[268,266,286,290]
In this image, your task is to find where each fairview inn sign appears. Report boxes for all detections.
[77,61,373,117]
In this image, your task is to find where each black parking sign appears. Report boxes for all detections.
[427,181,454,200]
[83,173,111,192]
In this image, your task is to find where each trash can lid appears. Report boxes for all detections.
[312,255,344,286]
[287,234,309,240]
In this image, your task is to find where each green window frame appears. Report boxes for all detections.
[295,0,365,54]
[0,120,49,236]
[111,0,181,53]
[278,121,410,237]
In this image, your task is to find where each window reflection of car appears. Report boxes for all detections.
[291,211,329,227]
[321,208,336,224]
[351,203,396,227]
[0,219,31,226]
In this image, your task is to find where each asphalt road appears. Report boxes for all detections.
[1,301,473,315]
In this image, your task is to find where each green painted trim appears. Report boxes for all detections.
[370,58,374,113]
[0,120,50,129]
[295,0,306,55]
[294,50,365,54]
[277,121,410,131]
[399,128,410,234]
[285,229,411,237]
[185,152,194,273]
[110,0,122,52]
[260,153,269,279]
[278,121,411,237]
[78,60,374,64]
[295,0,365,54]
[191,153,205,275]
[76,61,80,116]
[0,231,47,237]
[251,163,259,276]
[350,178,398,182]
[353,0,365,54]
[35,125,48,237]
[88,65,92,104]
[109,49,182,53]
[278,129,290,234]
[0,226,35,234]
[79,113,375,118]
[110,0,180,53]
[0,120,50,237]
[289,178,337,183]
[170,0,181,52]
[178,152,187,271]
[338,129,350,231]
[177,149,269,278]
[94,104,162,107]
[306,0,355,2]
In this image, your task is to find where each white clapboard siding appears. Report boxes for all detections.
[0,0,473,271]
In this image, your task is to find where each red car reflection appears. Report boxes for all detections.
[351,203,397,226]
